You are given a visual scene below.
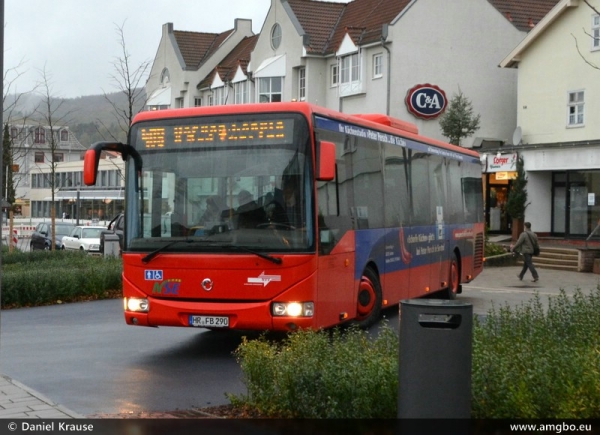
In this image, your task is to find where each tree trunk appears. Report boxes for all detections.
[512,218,524,242]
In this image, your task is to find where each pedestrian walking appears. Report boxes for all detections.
[510,221,540,282]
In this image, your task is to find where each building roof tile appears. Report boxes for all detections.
[487,0,560,32]
[173,29,234,69]
[199,35,258,89]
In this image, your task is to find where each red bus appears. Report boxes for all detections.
[84,102,484,331]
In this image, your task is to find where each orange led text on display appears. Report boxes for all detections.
[140,121,286,149]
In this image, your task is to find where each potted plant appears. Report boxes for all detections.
[505,155,529,241]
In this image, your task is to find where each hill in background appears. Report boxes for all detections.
[4,89,146,147]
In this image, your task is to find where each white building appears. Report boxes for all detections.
[8,123,86,217]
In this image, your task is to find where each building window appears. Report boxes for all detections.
[331,64,338,87]
[175,98,184,108]
[341,53,360,84]
[34,127,45,144]
[234,81,248,104]
[567,90,584,126]
[339,52,362,96]
[271,23,282,50]
[160,68,170,85]
[194,97,202,107]
[208,95,213,106]
[298,68,306,101]
[258,77,282,103]
[212,87,226,106]
[60,129,69,141]
[10,127,18,139]
[35,152,44,163]
[53,153,64,163]
[593,15,600,50]
[373,53,383,78]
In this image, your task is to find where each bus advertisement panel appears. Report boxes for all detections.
[83,102,484,331]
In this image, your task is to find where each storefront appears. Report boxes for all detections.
[551,171,600,238]
[482,152,517,234]
[480,142,600,240]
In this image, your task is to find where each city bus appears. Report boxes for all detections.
[83,102,484,331]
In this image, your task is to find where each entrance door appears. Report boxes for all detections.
[569,182,588,236]
[487,185,509,233]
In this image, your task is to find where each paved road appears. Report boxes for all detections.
[0,265,598,417]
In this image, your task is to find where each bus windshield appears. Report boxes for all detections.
[125,113,315,254]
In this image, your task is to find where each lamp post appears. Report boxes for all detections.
[76,184,80,226]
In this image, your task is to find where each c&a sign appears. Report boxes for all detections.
[405,84,447,119]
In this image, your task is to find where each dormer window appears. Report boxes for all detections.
[271,23,282,50]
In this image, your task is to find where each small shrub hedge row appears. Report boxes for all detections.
[232,287,600,419]
[472,288,600,418]
[1,249,122,308]
[230,323,398,418]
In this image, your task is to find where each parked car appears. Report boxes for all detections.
[30,222,76,251]
[100,213,124,254]
[61,225,106,253]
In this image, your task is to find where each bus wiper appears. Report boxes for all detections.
[232,246,283,265]
[142,239,197,264]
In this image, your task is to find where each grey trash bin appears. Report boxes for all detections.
[398,299,472,419]
[103,233,121,257]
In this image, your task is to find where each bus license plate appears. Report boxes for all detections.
[189,315,229,328]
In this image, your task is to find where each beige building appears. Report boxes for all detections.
[498,0,600,238]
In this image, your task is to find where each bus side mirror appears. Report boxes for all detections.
[83,149,101,185]
[317,140,336,181]
[83,141,139,186]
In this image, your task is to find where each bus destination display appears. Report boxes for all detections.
[139,119,293,149]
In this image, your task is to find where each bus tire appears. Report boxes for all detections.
[354,267,382,329]
[446,253,460,300]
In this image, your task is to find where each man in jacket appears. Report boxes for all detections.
[510,221,540,282]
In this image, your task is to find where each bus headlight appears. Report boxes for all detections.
[124,297,149,313]
[272,302,314,317]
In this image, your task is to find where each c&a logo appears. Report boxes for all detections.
[405,84,448,120]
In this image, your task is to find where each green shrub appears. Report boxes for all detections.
[229,323,398,418]
[472,288,600,418]
[232,288,600,419]
[1,250,122,308]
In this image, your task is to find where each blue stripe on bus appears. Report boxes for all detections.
[353,225,475,280]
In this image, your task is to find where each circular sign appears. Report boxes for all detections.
[405,84,448,120]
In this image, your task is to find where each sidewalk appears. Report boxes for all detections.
[0,374,83,419]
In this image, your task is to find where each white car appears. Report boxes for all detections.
[62,226,106,253]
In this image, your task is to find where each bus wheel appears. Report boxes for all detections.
[446,254,460,300]
[355,268,382,328]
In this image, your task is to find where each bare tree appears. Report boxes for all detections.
[3,59,39,208]
[34,65,74,250]
[102,20,151,143]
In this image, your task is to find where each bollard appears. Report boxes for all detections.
[398,299,472,419]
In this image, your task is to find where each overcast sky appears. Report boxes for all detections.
[4,0,276,99]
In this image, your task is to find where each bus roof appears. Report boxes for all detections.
[132,102,480,159]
